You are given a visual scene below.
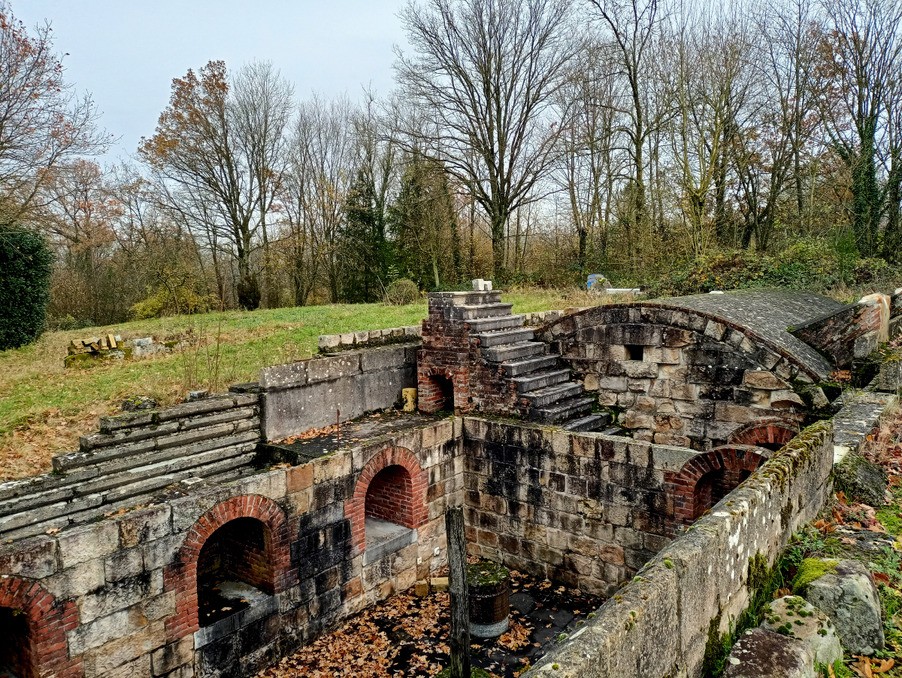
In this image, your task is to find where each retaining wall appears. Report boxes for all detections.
[260,345,418,441]
[0,417,461,678]
[529,391,895,677]
[463,419,705,595]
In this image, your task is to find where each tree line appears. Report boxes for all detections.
[2,0,901,328]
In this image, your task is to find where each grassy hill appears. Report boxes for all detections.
[0,288,595,481]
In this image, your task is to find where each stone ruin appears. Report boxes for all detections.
[1,287,900,678]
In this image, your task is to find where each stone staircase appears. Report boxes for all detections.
[461,297,612,432]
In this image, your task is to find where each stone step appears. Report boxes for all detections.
[483,341,546,363]
[522,382,584,408]
[435,291,503,306]
[0,452,255,542]
[563,413,613,432]
[600,426,626,436]
[512,368,571,393]
[502,354,560,377]
[473,328,535,348]
[451,302,514,321]
[530,396,595,424]
[467,314,525,333]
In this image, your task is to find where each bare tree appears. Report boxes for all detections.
[139,60,293,309]
[816,0,902,256]
[281,95,356,304]
[0,4,109,225]
[554,41,626,272]
[586,0,667,267]
[395,0,578,277]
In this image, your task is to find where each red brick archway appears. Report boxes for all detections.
[0,576,81,678]
[345,447,428,555]
[417,365,469,414]
[728,419,798,450]
[665,445,767,533]
[163,494,294,640]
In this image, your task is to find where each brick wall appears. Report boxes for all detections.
[539,305,811,449]
[417,292,519,417]
[790,292,892,366]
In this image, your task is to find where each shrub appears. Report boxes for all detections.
[0,228,53,350]
[383,278,420,305]
[129,286,214,320]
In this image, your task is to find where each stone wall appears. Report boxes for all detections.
[528,391,895,677]
[539,305,814,449]
[317,326,422,353]
[791,292,897,366]
[0,392,261,542]
[463,419,715,595]
[260,344,418,441]
[0,417,460,678]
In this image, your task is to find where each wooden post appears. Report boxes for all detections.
[446,506,470,678]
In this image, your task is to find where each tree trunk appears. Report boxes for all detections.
[446,507,470,678]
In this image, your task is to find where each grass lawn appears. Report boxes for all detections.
[0,287,603,480]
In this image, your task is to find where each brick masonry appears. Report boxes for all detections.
[463,418,699,596]
[0,416,462,678]
[530,390,895,677]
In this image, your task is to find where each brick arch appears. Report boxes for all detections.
[728,419,799,450]
[345,447,429,555]
[418,366,467,414]
[0,576,81,678]
[163,494,294,641]
[665,445,767,533]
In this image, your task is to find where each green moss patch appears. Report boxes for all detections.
[792,558,838,594]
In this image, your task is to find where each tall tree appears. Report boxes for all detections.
[282,95,356,305]
[587,0,667,269]
[0,4,108,224]
[390,150,462,289]
[139,60,293,309]
[396,0,578,278]
[817,0,902,256]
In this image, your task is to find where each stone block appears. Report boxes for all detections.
[741,369,786,390]
[760,596,841,667]
[624,361,658,379]
[118,506,172,549]
[58,521,120,569]
[0,535,58,578]
[360,345,407,373]
[723,628,815,678]
[142,534,183,572]
[105,547,145,582]
[306,354,361,383]
[151,637,194,676]
[260,361,309,390]
[804,559,884,655]
[69,606,151,654]
[597,375,627,392]
[43,558,105,599]
[85,621,165,675]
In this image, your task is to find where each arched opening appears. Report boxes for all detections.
[418,373,455,413]
[0,606,33,678]
[196,517,275,628]
[665,445,767,532]
[728,420,798,451]
[364,464,417,563]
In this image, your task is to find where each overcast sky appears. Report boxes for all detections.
[14,0,409,164]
